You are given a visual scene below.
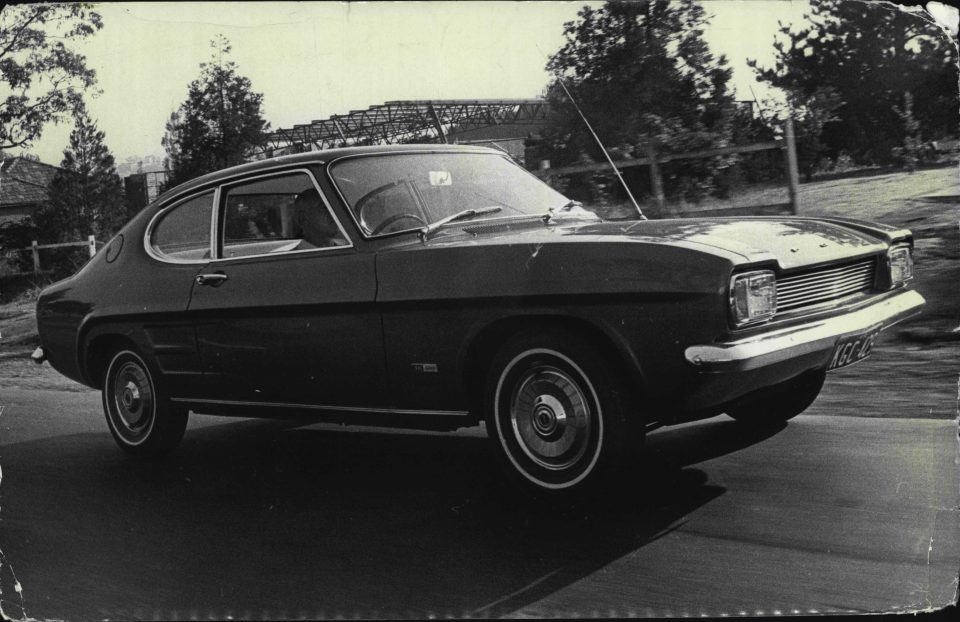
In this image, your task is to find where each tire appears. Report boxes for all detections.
[726,369,826,425]
[484,330,639,500]
[102,349,188,457]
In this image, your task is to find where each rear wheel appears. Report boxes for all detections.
[102,349,188,457]
[485,330,639,500]
[726,369,826,425]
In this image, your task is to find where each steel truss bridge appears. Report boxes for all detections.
[257,99,550,157]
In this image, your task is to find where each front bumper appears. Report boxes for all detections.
[684,289,925,373]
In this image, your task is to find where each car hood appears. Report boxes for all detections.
[400,216,904,271]
[603,217,894,270]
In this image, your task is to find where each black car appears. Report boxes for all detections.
[33,145,925,496]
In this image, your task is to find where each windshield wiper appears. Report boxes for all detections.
[542,200,584,224]
[419,206,502,241]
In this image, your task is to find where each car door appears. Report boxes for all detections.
[142,189,217,399]
[187,168,386,408]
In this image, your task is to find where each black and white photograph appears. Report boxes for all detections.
[0,1,957,619]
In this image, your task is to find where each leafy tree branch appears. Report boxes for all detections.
[0,3,103,150]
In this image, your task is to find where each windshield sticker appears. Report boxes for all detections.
[429,171,452,186]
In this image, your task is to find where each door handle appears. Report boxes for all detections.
[196,273,228,286]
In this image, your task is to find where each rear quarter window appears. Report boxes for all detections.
[150,191,214,261]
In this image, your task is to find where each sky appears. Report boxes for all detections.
[4,0,952,168]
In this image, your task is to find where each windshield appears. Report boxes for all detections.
[330,152,577,237]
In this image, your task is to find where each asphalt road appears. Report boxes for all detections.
[0,383,957,620]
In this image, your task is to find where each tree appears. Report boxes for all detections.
[892,91,922,172]
[750,0,958,167]
[534,0,737,205]
[0,3,103,150]
[37,107,126,245]
[762,87,844,181]
[162,36,270,187]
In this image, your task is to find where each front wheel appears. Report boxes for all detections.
[485,331,638,499]
[726,369,826,425]
[102,349,188,457]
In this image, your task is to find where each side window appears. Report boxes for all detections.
[150,191,214,260]
[221,172,348,259]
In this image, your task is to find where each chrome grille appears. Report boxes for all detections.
[776,258,876,314]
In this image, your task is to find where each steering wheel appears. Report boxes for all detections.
[370,213,427,236]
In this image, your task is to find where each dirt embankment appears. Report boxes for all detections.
[0,299,38,351]
[799,167,959,420]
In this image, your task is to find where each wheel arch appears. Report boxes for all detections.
[459,314,647,418]
[79,321,145,390]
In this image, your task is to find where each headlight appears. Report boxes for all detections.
[888,245,914,287]
[730,270,777,327]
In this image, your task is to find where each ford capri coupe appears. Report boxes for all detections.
[33,145,924,496]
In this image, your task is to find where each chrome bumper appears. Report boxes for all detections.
[685,289,925,372]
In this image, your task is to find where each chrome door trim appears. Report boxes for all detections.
[143,188,218,265]
[171,397,470,418]
[145,167,354,265]
[211,167,354,263]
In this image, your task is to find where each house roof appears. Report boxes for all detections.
[0,157,62,207]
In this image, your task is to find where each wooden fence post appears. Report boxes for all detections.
[784,116,800,215]
[31,240,40,275]
[88,235,97,258]
[645,140,666,214]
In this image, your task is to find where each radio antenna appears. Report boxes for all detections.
[553,75,646,220]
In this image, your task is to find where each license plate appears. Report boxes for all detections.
[827,328,881,371]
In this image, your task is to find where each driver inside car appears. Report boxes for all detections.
[292,188,349,248]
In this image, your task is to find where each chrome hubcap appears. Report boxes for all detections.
[510,366,591,471]
[113,362,153,432]
[121,381,140,410]
[531,394,565,436]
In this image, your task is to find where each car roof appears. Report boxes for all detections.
[155,143,503,206]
